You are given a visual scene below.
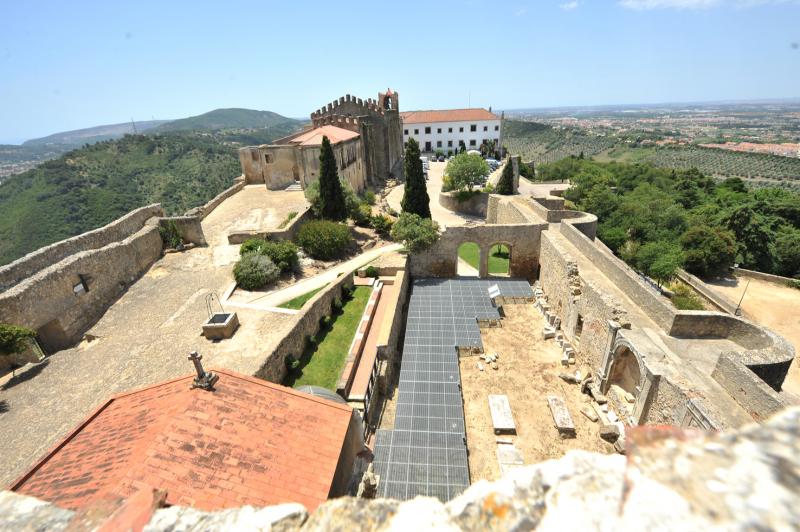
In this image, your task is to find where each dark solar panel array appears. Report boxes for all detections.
[373,278,533,501]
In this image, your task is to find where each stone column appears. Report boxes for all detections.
[598,320,622,391]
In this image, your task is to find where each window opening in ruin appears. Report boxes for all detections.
[457,242,481,277]
[608,347,641,397]
[488,244,510,277]
[251,151,258,162]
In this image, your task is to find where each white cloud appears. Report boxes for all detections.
[560,1,580,9]
[619,0,719,9]
[619,0,798,8]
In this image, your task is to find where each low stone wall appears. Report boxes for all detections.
[375,270,410,418]
[712,355,786,421]
[158,216,207,246]
[675,269,738,314]
[438,191,488,217]
[227,207,313,244]
[254,273,355,383]
[486,196,531,224]
[185,177,245,220]
[409,222,546,279]
[733,266,798,285]
[0,222,163,351]
[0,204,163,291]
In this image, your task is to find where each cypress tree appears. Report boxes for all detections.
[318,136,347,221]
[495,160,515,195]
[401,138,431,219]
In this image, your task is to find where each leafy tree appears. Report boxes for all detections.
[680,225,737,278]
[401,138,431,218]
[495,160,515,195]
[0,324,36,363]
[317,136,347,221]
[649,249,684,287]
[444,153,489,192]
[390,212,440,252]
[774,227,800,278]
[719,204,775,271]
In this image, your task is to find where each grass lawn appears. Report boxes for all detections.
[458,242,480,269]
[283,285,371,390]
[458,243,510,274]
[277,284,327,310]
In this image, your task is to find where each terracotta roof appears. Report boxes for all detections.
[9,370,354,512]
[400,108,500,124]
[288,125,360,146]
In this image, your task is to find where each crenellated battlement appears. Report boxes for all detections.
[310,89,399,121]
[311,113,362,132]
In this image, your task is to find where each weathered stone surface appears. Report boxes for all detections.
[0,491,74,531]
[600,423,620,442]
[145,503,308,532]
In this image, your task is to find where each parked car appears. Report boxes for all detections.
[437,155,445,162]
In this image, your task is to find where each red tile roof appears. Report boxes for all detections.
[401,108,500,124]
[289,125,360,146]
[9,370,354,512]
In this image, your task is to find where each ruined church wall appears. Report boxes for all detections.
[238,147,265,184]
[0,222,163,350]
[538,231,628,370]
[0,204,163,292]
[559,221,676,332]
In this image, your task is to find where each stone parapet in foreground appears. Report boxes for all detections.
[1,407,798,531]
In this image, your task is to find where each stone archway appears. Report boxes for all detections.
[487,243,511,277]
[607,345,642,397]
[457,242,480,277]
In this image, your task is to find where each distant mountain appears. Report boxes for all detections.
[152,108,299,133]
[23,120,169,147]
[0,134,240,265]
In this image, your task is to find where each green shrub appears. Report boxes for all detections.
[365,265,379,278]
[454,189,481,202]
[278,211,298,229]
[285,354,300,370]
[670,283,705,311]
[296,220,353,260]
[352,203,373,227]
[240,237,268,256]
[370,214,394,237]
[260,240,299,272]
[233,252,280,290]
[159,220,182,249]
[362,190,376,205]
[0,324,36,357]
[390,212,440,252]
[788,279,800,290]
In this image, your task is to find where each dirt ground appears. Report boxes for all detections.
[460,303,613,482]
[707,276,800,395]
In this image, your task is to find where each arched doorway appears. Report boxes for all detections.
[457,242,480,277]
[488,243,510,276]
[606,346,642,421]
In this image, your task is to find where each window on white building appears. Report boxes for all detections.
[437,141,442,147]
[483,126,488,131]
[414,129,419,135]
[448,127,453,133]
[447,140,453,147]
[425,127,431,134]
[437,128,442,134]
[404,129,408,135]
[470,124,477,132]
[494,125,499,131]
[459,127,464,132]
[469,139,476,146]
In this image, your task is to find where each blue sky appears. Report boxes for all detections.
[0,0,798,143]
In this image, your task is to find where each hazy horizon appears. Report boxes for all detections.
[2,0,799,144]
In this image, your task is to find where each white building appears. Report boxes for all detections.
[400,108,502,155]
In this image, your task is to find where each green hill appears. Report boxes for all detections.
[0,134,241,265]
[23,120,169,147]
[153,108,298,133]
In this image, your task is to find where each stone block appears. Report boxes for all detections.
[547,395,576,438]
[543,327,556,340]
[600,424,620,442]
[580,406,599,422]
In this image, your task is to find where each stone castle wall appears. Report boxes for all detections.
[0,204,163,292]
[438,191,489,217]
[0,220,163,352]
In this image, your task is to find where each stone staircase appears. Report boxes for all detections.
[284,182,302,192]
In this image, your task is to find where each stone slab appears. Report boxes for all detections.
[489,394,516,434]
[547,395,576,438]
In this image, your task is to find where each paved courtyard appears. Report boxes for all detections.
[0,187,309,486]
